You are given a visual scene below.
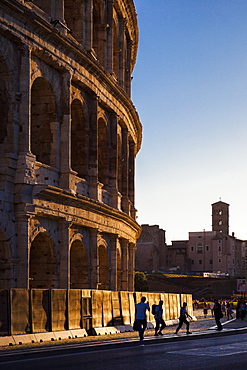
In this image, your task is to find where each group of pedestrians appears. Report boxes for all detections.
[205,300,234,320]
[135,297,192,341]
[135,296,242,341]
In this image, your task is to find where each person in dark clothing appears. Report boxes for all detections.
[175,302,192,334]
[236,299,241,319]
[154,300,166,336]
[135,297,150,341]
[213,299,223,331]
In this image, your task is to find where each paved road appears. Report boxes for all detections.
[1,332,247,370]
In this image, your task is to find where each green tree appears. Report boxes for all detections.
[135,272,149,292]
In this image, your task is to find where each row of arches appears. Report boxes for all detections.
[30,0,135,95]
[30,76,133,202]
[0,229,124,290]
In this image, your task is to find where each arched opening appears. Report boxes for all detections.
[0,229,12,289]
[98,117,109,189]
[31,77,56,166]
[0,57,9,151]
[98,244,109,290]
[29,233,58,289]
[70,239,89,288]
[116,246,121,291]
[71,99,88,179]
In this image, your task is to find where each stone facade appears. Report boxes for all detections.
[135,225,167,273]
[187,201,246,276]
[0,0,142,291]
[166,240,190,274]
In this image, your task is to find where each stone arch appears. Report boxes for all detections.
[71,99,88,180]
[98,243,109,290]
[98,117,109,189]
[0,228,12,289]
[31,77,56,166]
[70,237,89,289]
[0,56,9,151]
[29,232,58,289]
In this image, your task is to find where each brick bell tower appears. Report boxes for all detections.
[212,200,229,236]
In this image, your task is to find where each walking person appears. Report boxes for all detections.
[221,301,226,317]
[240,300,246,320]
[154,300,166,336]
[209,301,215,317]
[203,302,208,318]
[226,302,233,320]
[213,299,223,331]
[135,296,150,341]
[175,302,192,335]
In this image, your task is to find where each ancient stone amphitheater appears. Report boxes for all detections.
[0,0,142,292]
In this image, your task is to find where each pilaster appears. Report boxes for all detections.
[89,228,99,289]
[59,219,72,289]
[110,234,118,291]
[18,44,31,153]
[88,94,99,199]
[120,238,129,291]
[128,243,135,291]
[16,214,32,288]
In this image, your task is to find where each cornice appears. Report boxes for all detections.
[34,185,141,235]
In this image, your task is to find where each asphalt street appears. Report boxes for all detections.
[0,312,247,369]
[1,332,247,370]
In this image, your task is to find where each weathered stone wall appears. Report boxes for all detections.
[0,0,142,292]
[0,289,192,336]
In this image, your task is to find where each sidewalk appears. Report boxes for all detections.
[0,311,247,351]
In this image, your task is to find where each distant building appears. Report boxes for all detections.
[187,201,246,276]
[135,225,167,273]
[137,201,247,277]
[166,240,190,274]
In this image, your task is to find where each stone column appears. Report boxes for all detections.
[88,94,99,200]
[110,234,118,291]
[121,127,129,213]
[16,214,32,288]
[50,122,60,169]
[85,0,93,51]
[106,0,114,73]
[59,219,72,289]
[60,70,72,191]
[89,228,99,289]
[118,17,126,88]
[51,0,67,34]
[128,243,135,291]
[125,39,132,96]
[18,44,31,154]
[121,238,129,291]
[128,141,136,218]
[109,113,119,209]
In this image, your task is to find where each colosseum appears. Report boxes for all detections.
[0,0,142,292]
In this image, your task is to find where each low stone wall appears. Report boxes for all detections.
[0,289,192,336]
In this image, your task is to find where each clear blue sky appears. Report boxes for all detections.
[132,0,247,244]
